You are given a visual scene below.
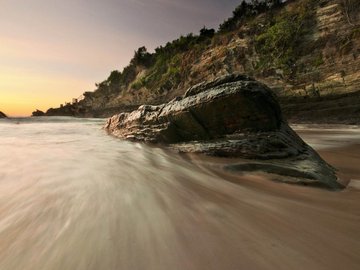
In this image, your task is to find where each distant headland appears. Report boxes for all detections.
[0,111,7,118]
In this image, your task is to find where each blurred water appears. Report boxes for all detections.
[0,117,359,270]
[292,124,360,150]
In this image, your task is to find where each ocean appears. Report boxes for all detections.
[0,117,359,270]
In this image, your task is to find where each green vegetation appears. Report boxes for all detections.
[254,0,316,77]
[107,70,122,85]
[313,54,324,67]
[138,53,183,92]
[97,26,215,94]
[130,46,153,67]
[255,17,302,73]
[219,0,283,33]
[84,0,350,102]
[88,1,296,97]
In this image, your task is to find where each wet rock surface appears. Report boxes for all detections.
[105,75,343,189]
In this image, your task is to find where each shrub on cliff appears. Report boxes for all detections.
[255,17,300,72]
[199,27,215,39]
[254,0,316,77]
[130,46,153,67]
[219,0,284,33]
[107,70,122,85]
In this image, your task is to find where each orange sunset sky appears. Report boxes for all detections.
[0,0,239,116]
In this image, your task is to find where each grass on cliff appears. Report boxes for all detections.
[86,0,333,100]
[254,0,317,77]
[88,1,289,98]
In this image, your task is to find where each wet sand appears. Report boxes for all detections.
[0,120,359,270]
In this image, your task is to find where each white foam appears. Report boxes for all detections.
[348,179,360,190]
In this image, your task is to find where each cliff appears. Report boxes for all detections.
[39,0,360,120]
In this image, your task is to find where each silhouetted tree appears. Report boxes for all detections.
[199,27,215,39]
[95,80,109,88]
[107,70,121,85]
[131,46,153,67]
[266,0,283,8]
[219,0,284,33]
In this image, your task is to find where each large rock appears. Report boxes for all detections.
[0,111,7,118]
[105,74,343,190]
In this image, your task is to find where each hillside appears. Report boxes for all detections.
[39,0,360,121]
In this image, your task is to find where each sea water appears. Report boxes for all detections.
[0,117,359,270]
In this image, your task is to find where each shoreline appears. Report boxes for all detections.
[32,89,360,123]
[0,117,359,269]
[280,90,360,125]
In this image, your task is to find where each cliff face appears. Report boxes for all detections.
[41,0,360,118]
[190,0,360,97]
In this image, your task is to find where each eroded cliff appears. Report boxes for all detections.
[39,0,360,119]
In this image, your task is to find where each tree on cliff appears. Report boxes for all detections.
[219,0,284,32]
[266,0,283,8]
[107,70,121,85]
[130,46,153,67]
[199,27,215,39]
[219,1,249,32]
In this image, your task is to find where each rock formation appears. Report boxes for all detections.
[32,110,45,117]
[105,75,343,190]
[0,111,7,118]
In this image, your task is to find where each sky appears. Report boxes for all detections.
[0,0,239,116]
